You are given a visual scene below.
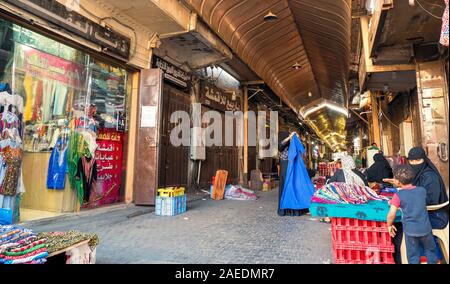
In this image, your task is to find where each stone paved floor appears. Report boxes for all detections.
[27,189,332,264]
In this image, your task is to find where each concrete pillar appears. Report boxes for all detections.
[370,91,381,147]
[243,85,249,183]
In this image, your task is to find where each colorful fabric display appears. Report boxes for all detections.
[0,225,48,264]
[312,182,389,205]
[37,230,99,254]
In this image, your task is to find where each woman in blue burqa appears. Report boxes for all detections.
[278,131,315,216]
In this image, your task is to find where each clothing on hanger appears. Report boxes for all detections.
[47,138,68,190]
[42,79,56,122]
[53,83,68,116]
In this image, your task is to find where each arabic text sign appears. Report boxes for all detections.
[6,0,131,60]
[200,81,241,112]
[152,55,191,89]
[22,47,86,87]
[94,129,123,206]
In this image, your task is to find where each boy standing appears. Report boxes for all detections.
[386,165,439,264]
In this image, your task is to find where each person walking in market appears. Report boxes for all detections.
[386,164,439,264]
[277,131,297,216]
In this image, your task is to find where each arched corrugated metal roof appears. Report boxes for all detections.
[185,0,351,146]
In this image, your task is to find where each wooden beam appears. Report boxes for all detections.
[370,91,381,147]
[350,108,370,125]
[368,0,384,58]
[366,64,416,72]
[243,80,265,85]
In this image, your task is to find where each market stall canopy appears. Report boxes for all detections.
[183,0,351,147]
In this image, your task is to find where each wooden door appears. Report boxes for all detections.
[158,85,190,188]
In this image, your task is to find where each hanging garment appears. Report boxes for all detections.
[67,131,90,205]
[47,138,68,190]
[22,75,34,122]
[42,79,56,122]
[440,0,449,46]
[280,135,315,210]
[0,147,22,196]
[31,80,43,122]
[76,156,97,203]
[52,82,68,116]
[0,92,24,114]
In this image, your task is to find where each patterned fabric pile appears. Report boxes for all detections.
[37,231,99,254]
[440,0,449,46]
[311,182,389,205]
[0,225,48,264]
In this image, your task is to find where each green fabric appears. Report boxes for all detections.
[4,243,46,256]
[67,131,91,205]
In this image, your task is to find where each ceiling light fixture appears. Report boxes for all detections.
[264,11,278,22]
[300,102,349,118]
[292,62,302,70]
[308,92,312,97]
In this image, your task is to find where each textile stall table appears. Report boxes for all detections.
[310,183,402,264]
[45,239,96,264]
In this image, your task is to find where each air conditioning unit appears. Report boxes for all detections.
[190,126,205,160]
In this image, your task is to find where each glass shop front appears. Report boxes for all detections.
[0,17,132,224]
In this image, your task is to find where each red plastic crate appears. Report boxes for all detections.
[332,217,395,264]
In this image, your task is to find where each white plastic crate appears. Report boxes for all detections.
[155,195,186,216]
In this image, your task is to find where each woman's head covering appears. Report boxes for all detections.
[407,147,448,203]
[367,153,393,183]
[340,155,366,187]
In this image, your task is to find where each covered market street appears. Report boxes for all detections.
[23,190,331,264]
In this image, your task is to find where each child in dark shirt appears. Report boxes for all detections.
[386,164,439,264]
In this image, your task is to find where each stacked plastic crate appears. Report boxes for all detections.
[331,218,395,264]
[155,187,187,216]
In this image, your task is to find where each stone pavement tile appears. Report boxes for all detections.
[29,189,331,263]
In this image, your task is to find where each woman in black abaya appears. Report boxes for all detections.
[278,131,298,216]
[366,153,393,186]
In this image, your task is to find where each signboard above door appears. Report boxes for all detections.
[5,0,131,61]
[152,55,191,89]
[200,80,241,112]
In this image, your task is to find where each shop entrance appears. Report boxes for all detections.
[199,105,239,188]
[0,17,132,224]
[158,84,190,188]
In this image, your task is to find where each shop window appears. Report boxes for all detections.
[0,18,131,153]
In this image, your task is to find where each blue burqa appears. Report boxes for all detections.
[280,135,315,209]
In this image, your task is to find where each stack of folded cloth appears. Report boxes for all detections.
[0,225,48,264]
[311,182,389,205]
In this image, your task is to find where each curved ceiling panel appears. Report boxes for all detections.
[185,0,351,146]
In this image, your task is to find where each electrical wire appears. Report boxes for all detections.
[374,99,400,130]
[415,0,444,19]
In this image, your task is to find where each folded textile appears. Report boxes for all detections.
[7,239,46,254]
[3,243,46,257]
[26,258,47,264]
[1,248,47,260]
[2,251,48,264]
[312,182,389,205]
